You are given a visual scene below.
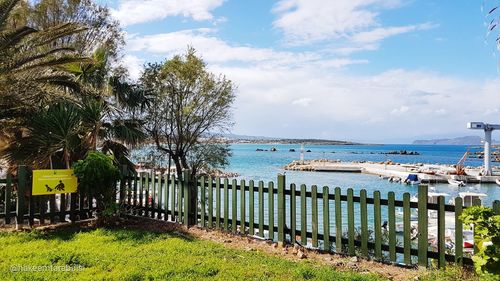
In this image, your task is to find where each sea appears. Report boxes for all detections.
[133,143,500,206]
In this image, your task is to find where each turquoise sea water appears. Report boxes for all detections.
[132,143,500,205]
[227,144,499,206]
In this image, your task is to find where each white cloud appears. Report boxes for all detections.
[272,0,435,48]
[292,98,312,107]
[351,23,438,43]
[122,54,144,80]
[125,29,367,70]
[111,0,225,27]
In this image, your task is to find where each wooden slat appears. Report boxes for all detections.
[224,178,229,231]
[417,185,428,267]
[403,193,411,264]
[145,172,150,218]
[301,184,307,245]
[171,175,176,221]
[374,190,382,260]
[200,176,206,227]
[240,179,246,233]
[347,188,355,256]
[277,175,285,242]
[268,181,274,240]
[259,181,264,237]
[388,191,396,262]
[232,179,238,233]
[4,175,12,224]
[290,183,296,244]
[454,197,463,266]
[360,189,368,257]
[157,175,163,219]
[335,187,342,253]
[208,177,213,228]
[150,172,155,218]
[249,180,255,235]
[216,178,221,229]
[437,196,446,268]
[177,176,183,222]
[17,166,27,225]
[312,185,318,248]
[163,175,170,220]
[323,186,330,251]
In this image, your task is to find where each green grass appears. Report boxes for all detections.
[0,228,384,281]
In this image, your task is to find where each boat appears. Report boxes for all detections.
[404,174,420,185]
[496,178,500,186]
[448,178,465,187]
[458,191,487,207]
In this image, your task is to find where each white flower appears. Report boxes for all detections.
[483,241,493,247]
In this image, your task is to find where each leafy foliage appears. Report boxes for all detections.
[72,151,120,216]
[460,206,500,280]
[142,47,236,178]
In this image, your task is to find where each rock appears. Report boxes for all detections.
[349,256,358,262]
[289,149,296,152]
[223,239,232,243]
[297,250,307,259]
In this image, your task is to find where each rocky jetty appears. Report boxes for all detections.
[382,150,419,155]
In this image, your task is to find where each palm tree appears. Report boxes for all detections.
[0,0,88,166]
[2,102,83,169]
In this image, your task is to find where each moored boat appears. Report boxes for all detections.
[448,178,465,187]
[496,178,500,186]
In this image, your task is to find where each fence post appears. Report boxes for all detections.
[183,170,197,226]
[493,200,500,215]
[277,174,286,243]
[5,174,12,224]
[16,165,27,228]
[120,164,128,205]
[417,184,428,267]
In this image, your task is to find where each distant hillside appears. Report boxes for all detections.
[413,136,499,145]
[223,134,360,145]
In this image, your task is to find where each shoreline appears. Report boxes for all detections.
[284,159,500,184]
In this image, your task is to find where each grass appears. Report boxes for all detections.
[0,227,384,281]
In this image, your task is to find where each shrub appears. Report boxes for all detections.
[73,151,121,220]
[460,206,500,280]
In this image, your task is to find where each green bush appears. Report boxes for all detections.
[460,206,500,280]
[73,151,121,219]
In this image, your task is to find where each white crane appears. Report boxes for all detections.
[467,122,500,175]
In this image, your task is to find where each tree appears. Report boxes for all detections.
[142,48,236,178]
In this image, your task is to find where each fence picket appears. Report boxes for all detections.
[268,181,274,240]
[403,192,411,265]
[5,174,12,224]
[417,185,428,267]
[216,178,221,229]
[240,179,246,234]
[200,176,206,227]
[454,197,463,265]
[360,189,368,257]
[224,178,229,231]
[290,183,296,244]
[374,190,382,260]
[335,187,342,253]
[249,180,254,235]
[312,185,318,248]
[347,188,355,256]
[232,179,237,233]
[388,191,396,262]
[323,186,330,251]
[301,184,307,245]
[208,177,213,228]
[258,181,264,237]
[438,196,446,268]
[277,175,285,242]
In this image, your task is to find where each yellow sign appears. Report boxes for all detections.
[32,169,78,195]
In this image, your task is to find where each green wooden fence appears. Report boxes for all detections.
[2,166,500,269]
[115,172,500,268]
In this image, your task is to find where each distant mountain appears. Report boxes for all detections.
[412,136,499,145]
[222,134,360,145]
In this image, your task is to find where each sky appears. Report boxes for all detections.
[102,0,500,143]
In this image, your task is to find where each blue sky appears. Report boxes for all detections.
[103,0,500,143]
